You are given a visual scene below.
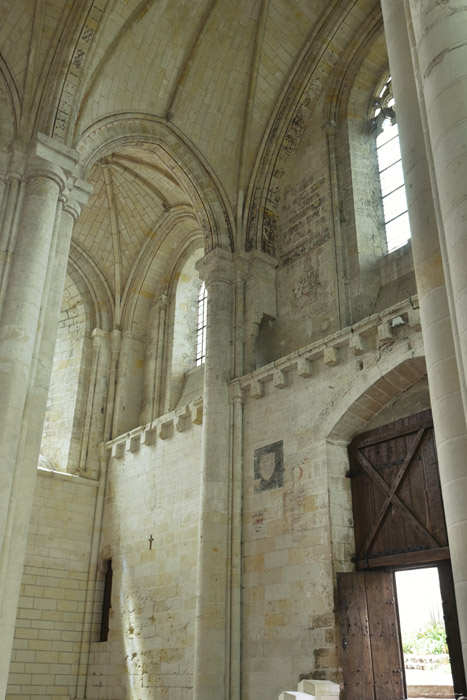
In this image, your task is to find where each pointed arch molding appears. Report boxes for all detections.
[68,240,114,332]
[0,53,21,147]
[122,205,203,336]
[320,355,427,444]
[76,113,234,253]
[245,0,383,255]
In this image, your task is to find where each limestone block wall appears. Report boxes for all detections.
[5,469,97,700]
[240,298,426,700]
[257,115,336,364]
[86,420,203,700]
[257,99,418,367]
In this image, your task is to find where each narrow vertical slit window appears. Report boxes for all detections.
[372,76,411,253]
[195,281,207,366]
[100,559,112,642]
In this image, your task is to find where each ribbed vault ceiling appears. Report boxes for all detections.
[0,0,383,326]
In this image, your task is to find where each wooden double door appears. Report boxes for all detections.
[338,410,466,699]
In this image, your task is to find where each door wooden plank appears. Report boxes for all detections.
[349,447,440,548]
[338,572,405,700]
[351,411,433,449]
[355,546,450,569]
[420,430,448,547]
[394,432,412,550]
[365,571,405,700]
[338,573,374,700]
[356,429,425,560]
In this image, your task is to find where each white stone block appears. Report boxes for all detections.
[298,679,340,697]
[323,347,338,366]
[297,357,312,377]
[378,321,393,343]
[273,368,287,389]
[250,379,264,399]
[349,332,364,355]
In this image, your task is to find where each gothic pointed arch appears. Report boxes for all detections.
[75,113,235,254]
[245,0,382,256]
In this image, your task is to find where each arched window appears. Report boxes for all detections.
[372,76,411,253]
[195,281,207,366]
[166,248,205,411]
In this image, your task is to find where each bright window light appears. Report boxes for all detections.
[373,77,411,253]
[195,281,207,366]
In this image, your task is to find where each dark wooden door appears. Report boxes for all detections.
[338,571,405,700]
[344,410,466,699]
[348,409,448,569]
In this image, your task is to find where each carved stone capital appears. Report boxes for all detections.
[196,247,233,287]
[25,133,81,192]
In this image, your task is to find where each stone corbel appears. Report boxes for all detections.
[349,331,365,355]
[126,431,141,453]
[297,357,312,378]
[250,378,264,399]
[175,406,191,432]
[110,441,125,459]
[158,418,173,440]
[229,382,245,405]
[324,347,339,366]
[190,398,203,424]
[273,368,287,389]
[378,321,394,345]
[141,423,157,446]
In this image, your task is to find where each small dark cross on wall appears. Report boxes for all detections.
[148,534,154,550]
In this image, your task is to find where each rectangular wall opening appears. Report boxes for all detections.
[395,567,454,699]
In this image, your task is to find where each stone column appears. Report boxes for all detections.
[407,0,467,390]
[382,0,467,673]
[0,148,26,314]
[0,157,89,697]
[193,248,234,700]
[104,328,121,441]
[0,135,79,543]
[229,253,248,700]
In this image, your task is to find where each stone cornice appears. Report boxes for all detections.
[103,397,203,459]
[232,297,421,399]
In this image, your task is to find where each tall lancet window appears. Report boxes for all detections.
[195,281,207,366]
[372,76,411,252]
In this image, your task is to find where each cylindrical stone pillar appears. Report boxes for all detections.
[382,0,467,675]
[0,157,64,545]
[407,1,467,390]
[193,248,233,700]
[0,175,89,698]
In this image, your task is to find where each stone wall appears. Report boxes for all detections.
[5,470,97,700]
[86,422,203,700]
[240,301,426,700]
